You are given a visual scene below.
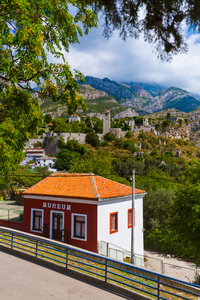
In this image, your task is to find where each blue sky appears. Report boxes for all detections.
[53,16,200,97]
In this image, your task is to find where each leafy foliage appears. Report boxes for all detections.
[0,0,99,174]
[55,149,81,171]
[96,0,200,60]
[104,132,116,142]
[85,132,100,148]
[0,89,42,174]
[143,189,175,230]
[0,0,97,112]
[170,184,200,263]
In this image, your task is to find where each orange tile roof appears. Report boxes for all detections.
[23,173,145,201]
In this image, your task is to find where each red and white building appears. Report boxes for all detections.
[23,173,146,259]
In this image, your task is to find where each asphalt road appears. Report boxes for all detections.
[0,250,127,300]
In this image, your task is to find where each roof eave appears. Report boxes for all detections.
[99,192,146,202]
[23,193,98,201]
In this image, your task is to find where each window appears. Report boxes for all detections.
[31,209,43,232]
[72,214,87,241]
[128,209,132,228]
[128,208,135,228]
[110,212,118,234]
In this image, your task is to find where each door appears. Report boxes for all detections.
[52,212,64,241]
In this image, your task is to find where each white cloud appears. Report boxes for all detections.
[49,21,200,97]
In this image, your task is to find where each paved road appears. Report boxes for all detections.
[0,251,127,300]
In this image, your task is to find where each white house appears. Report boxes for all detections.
[69,115,81,122]
[35,156,57,172]
[23,173,146,265]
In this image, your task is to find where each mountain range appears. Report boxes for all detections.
[40,76,200,118]
[84,76,200,114]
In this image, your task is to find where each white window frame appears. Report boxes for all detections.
[30,208,44,233]
[71,213,87,241]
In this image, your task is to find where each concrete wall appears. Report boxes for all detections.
[97,194,144,262]
[25,137,44,149]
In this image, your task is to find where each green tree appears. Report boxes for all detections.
[167,112,171,119]
[66,139,85,155]
[94,119,103,133]
[69,152,112,176]
[123,140,138,153]
[85,132,100,148]
[170,184,200,263]
[0,0,97,112]
[57,137,66,149]
[0,89,42,174]
[113,159,144,179]
[0,0,98,173]
[125,131,133,138]
[34,166,53,178]
[104,132,116,142]
[52,118,71,133]
[55,149,81,170]
[97,0,199,60]
[44,114,53,124]
[143,189,175,231]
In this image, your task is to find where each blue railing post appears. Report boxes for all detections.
[36,240,39,258]
[157,276,160,300]
[66,247,69,268]
[11,232,14,249]
[105,258,108,282]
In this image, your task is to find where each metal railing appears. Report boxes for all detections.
[0,208,24,221]
[0,227,199,300]
[99,241,200,283]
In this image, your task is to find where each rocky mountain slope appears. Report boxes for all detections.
[40,76,200,118]
[85,76,200,113]
[40,84,130,118]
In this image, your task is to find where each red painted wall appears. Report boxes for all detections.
[0,220,24,231]
[23,198,98,253]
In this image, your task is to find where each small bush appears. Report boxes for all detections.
[33,141,43,148]
[138,132,146,140]
[164,151,174,157]
[38,129,45,135]
[150,149,158,156]
[85,132,100,148]
[123,140,138,153]
[114,138,124,149]
[101,141,109,147]
[193,272,200,285]
[125,131,133,138]
[104,132,116,142]
[57,137,66,149]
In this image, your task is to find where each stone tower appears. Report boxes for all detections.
[143,117,149,127]
[103,109,110,135]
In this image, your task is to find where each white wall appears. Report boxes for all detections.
[97,195,144,258]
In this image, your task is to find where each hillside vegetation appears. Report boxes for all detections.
[8,127,200,264]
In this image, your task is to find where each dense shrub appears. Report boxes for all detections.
[100,141,109,147]
[37,129,45,135]
[123,140,138,153]
[85,132,100,148]
[55,149,81,170]
[33,141,43,148]
[57,137,66,149]
[114,138,124,149]
[103,132,116,141]
[66,139,85,155]
[44,114,53,124]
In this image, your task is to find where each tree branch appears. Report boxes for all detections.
[0,75,10,81]
[18,67,62,82]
